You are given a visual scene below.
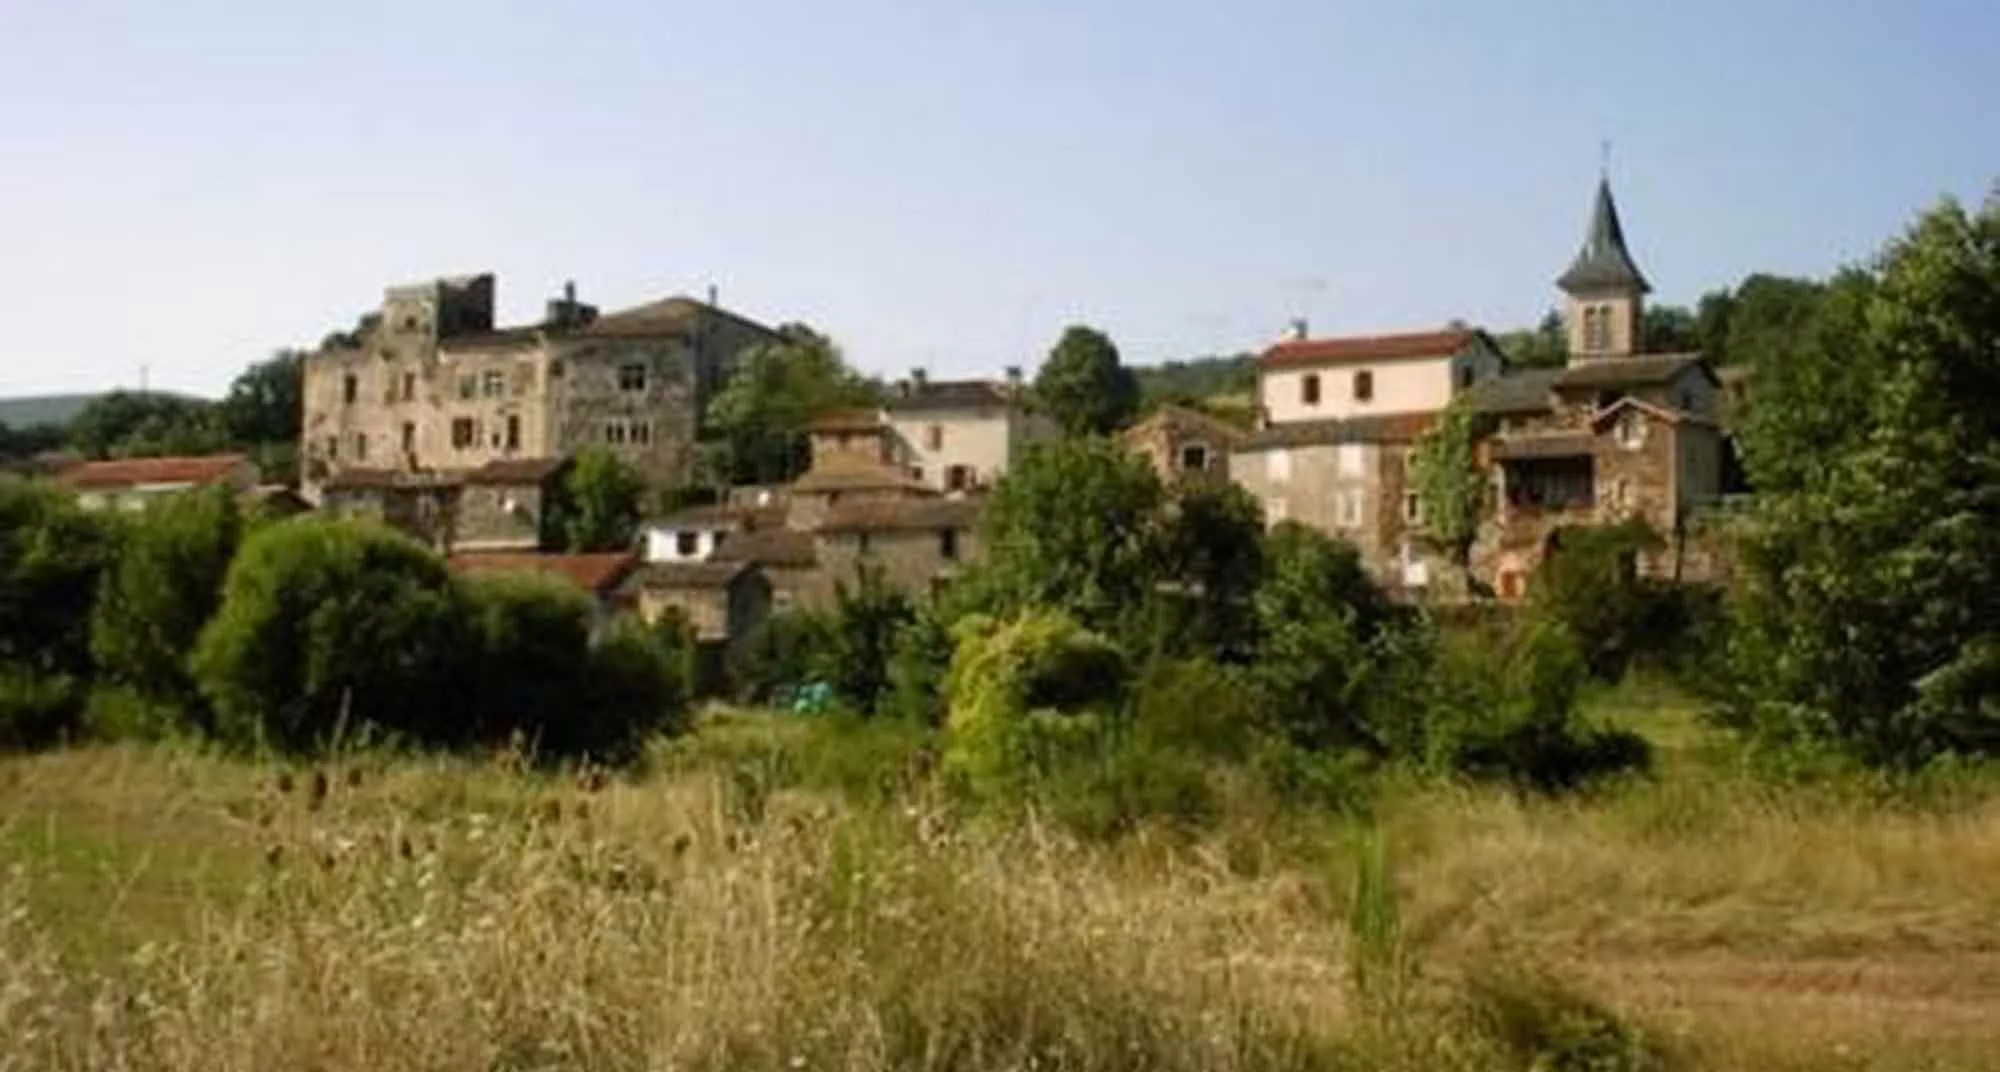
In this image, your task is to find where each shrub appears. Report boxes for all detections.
[190,517,466,754]
[1530,519,1671,680]
[940,611,1128,805]
[728,610,830,704]
[813,561,915,714]
[1249,523,1405,753]
[883,602,956,725]
[457,571,595,750]
[89,486,243,729]
[571,617,689,762]
[0,481,121,680]
[80,685,186,743]
[0,665,83,751]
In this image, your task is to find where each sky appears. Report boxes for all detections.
[1,1,1994,398]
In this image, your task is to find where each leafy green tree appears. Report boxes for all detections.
[1527,520,1666,679]
[0,482,122,679]
[219,350,304,447]
[191,518,466,753]
[1033,325,1139,437]
[1642,305,1700,351]
[1133,354,1257,412]
[962,436,1164,638]
[1249,523,1401,753]
[548,448,645,552]
[1722,273,1826,370]
[1729,188,2000,765]
[1146,477,1265,660]
[706,323,876,484]
[66,391,225,459]
[0,422,63,462]
[89,487,244,723]
[1407,397,1488,568]
[1496,309,1567,368]
[814,561,916,714]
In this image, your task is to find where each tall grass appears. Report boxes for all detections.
[2,702,1999,1071]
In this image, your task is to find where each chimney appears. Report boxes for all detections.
[564,279,576,305]
[1289,318,1309,341]
[1003,365,1023,392]
[910,367,929,392]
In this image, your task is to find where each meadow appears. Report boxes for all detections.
[3,679,1998,1072]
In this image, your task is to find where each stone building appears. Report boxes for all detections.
[1228,328,1506,589]
[301,273,780,505]
[880,373,1054,492]
[445,549,642,638]
[1462,177,1728,598]
[636,559,774,669]
[1121,404,1246,485]
[320,457,565,553]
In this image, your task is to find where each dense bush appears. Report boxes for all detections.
[729,610,831,704]
[813,562,915,714]
[90,486,243,728]
[0,481,121,680]
[1248,523,1406,753]
[0,666,83,751]
[191,518,469,753]
[883,602,956,725]
[941,612,1129,805]
[1529,519,1668,679]
[571,617,690,762]
[457,572,597,749]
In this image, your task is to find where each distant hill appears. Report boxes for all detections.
[1133,353,1258,409]
[0,394,100,429]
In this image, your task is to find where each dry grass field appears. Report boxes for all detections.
[3,681,1998,1071]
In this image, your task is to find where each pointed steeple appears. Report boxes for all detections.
[1556,178,1651,296]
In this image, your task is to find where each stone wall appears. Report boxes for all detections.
[549,338,702,488]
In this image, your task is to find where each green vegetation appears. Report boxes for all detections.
[1033,324,1141,437]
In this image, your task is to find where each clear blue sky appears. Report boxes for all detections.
[1,0,1993,397]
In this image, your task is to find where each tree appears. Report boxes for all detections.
[1495,309,1567,368]
[1146,477,1265,660]
[1407,396,1488,568]
[1033,325,1139,437]
[66,391,225,459]
[191,518,467,753]
[0,482,122,680]
[814,561,916,714]
[1642,305,1700,352]
[962,437,1164,639]
[1728,188,2000,765]
[548,448,645,552]
[90,487,243,722]
[219,350,304,447]
[1249,523,1402,753]
[705,324,876,484]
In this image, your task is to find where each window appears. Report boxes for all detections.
[1178,442,1209,471]
[451,417,476,449]
[1616,412,1645,450]
[1353,369,1374,402]
[1337,489,1362,528]
[401,422,416,453]
[939,528,959,561]
[925,424,944,450]
[618,362,647,392]
[354,433,368,462]
[1338,443,1365,477]
[481,369,505,398]
[325,435,339,460]
[1266,449,1292,483]
[458,375,477,401]
[504,414,521,450]
[1456,364,1474,390]
[675,531,699,557]
[1301,374,1321,406]
[342,375,358,405]
[632,420,652,446]
[548,359,565,379]
[1403,491,1424,524]
[402,372,417,401]
[946,464,973,491]
[908,466,925,483]
[1584,305,1612,352]
[605,421,627,445]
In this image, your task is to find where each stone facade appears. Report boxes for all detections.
[880,376,1054,492]
[302,274,780,503]
[320,457,564,553]
[1122,404,1245,485]
[637,561,773,652]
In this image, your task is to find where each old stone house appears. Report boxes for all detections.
[1122,404,1247,484]
[301,274,780,504]
[58,453,260,512]
[639,501,787,564]
[321,456,566,553]
[1461,177,1729,598]
[637,559,773,669]
[880,373,1054,492]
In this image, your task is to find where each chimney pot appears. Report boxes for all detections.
[1289,318,1309,341]
[564,280,576,304]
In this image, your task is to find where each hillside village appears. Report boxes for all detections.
[7,174,1754,664]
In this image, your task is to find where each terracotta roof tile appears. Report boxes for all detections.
[791,453,934,495]
[1260,329,1480,369]
[447,551,639,594]
[59,453,250,491]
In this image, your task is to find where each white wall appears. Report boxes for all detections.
[642,525,732,563]
[885,408,1037,490]
[1261,348,1500,424]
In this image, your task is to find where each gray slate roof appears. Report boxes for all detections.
[885,380,1016,413]
[1557,353,1709,389]
[1240,412,1435,449]
[1557,178,1652,295]
[1464,368,1564,416]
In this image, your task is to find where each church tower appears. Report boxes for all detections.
[1557,176,1650,361]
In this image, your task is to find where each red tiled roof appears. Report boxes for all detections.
[58,453,250,491]
[447,551,639,595]
[1260,329,1478,369]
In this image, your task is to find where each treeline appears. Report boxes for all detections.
[0,483,689,762]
